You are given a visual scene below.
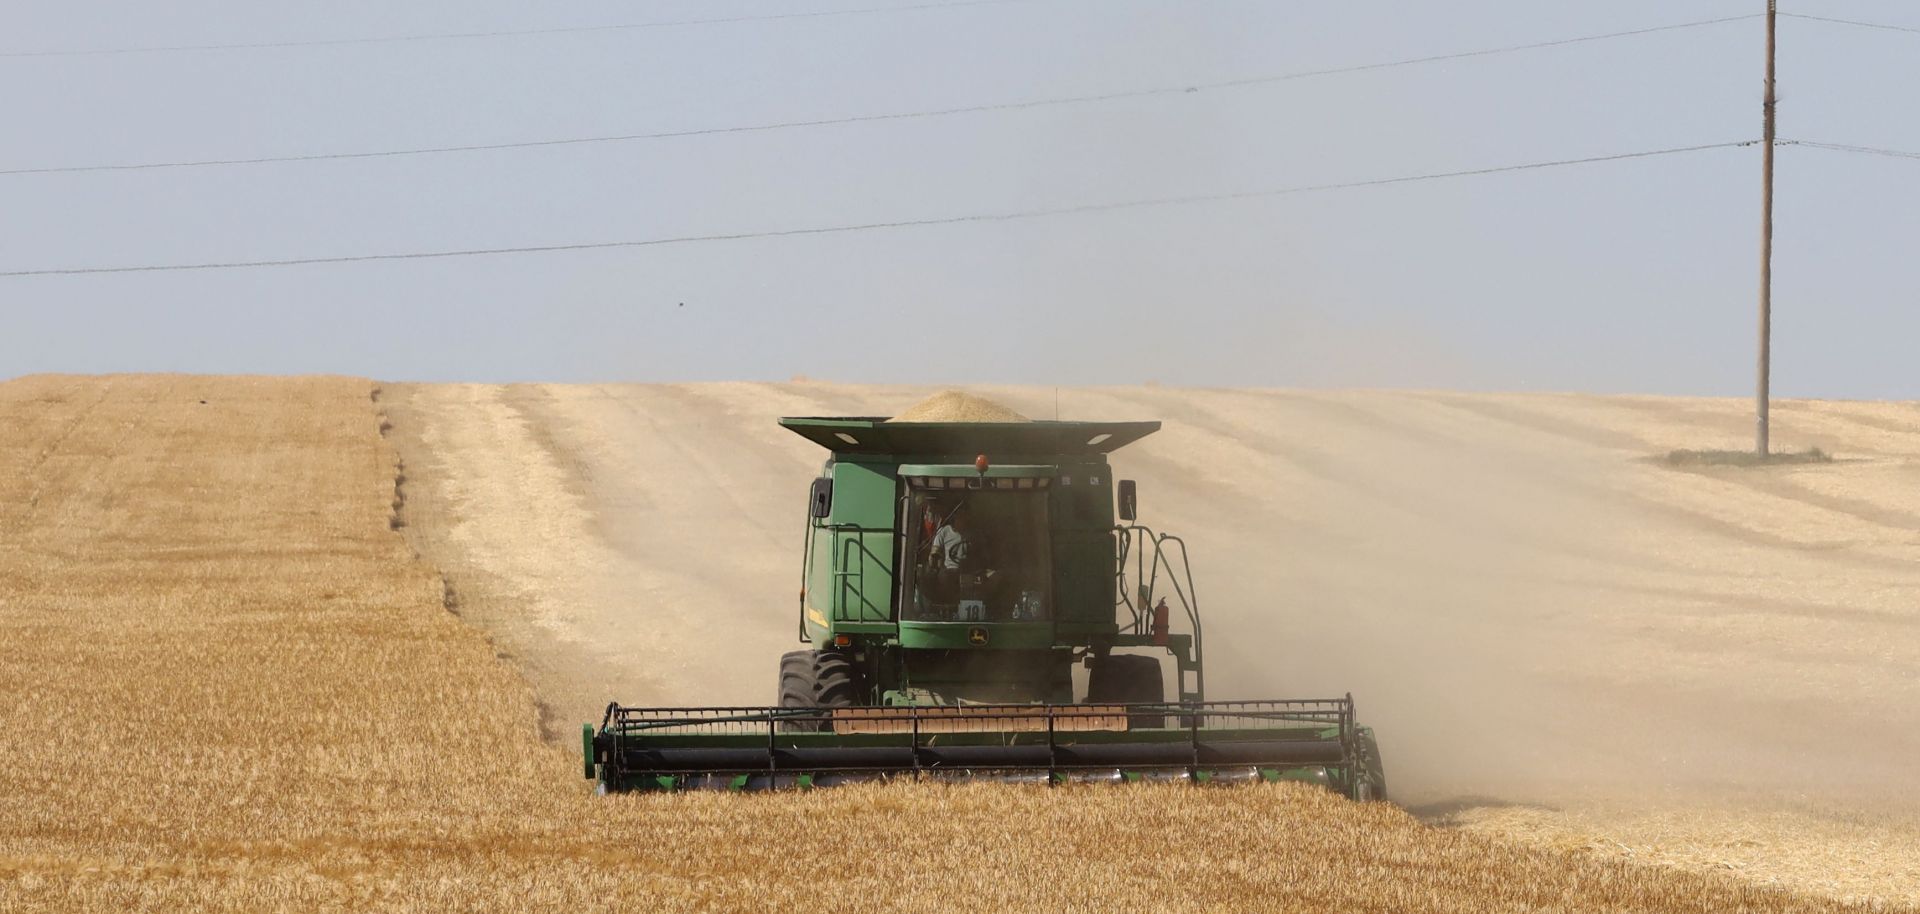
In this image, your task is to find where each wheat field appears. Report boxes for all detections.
[0,373,1888,912]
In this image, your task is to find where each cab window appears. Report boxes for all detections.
[902,479,1051,623]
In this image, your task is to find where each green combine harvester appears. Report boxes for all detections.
[584,408,1386,799]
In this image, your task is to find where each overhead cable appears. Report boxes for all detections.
[0,0,1035,58]
[1782,139,1920,161]
[0,140,1756,278]
[1778,12,1920,36]
[0,14,1762,177]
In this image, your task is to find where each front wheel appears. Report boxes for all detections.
[777,650,859,732]
[1085,654,1165,730]
[777,650,822,731]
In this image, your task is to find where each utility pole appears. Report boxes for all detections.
[1756,0,1777,456]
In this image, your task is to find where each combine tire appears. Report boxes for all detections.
[1086,654,1165,730]
[778,650,821,731]
[812,652,860,708]
[777,650,859,732]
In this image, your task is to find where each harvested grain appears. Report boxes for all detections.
[887,389,1030,423]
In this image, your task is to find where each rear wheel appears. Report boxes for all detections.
[1086,654,1165,729]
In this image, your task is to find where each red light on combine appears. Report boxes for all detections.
[833,634,851,648]
[975,454,990,473]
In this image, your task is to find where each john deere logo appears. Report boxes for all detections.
[968,627,989,646]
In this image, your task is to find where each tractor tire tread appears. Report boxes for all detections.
[1086,654,1165,729]
[777,650,822,731]
[812,652,860,708]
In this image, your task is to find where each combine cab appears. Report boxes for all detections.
[585,411,1386,799]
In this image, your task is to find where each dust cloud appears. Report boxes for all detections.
[1063,387,1920,812]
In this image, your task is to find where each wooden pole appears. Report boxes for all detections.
[1757,0,1777,455]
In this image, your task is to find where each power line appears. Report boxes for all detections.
[0,0,1035,59]
[1777,12,1920,36]
[1782,139,1920,161]
[1205,12,1759,85]
[0,14,1762,177]
[0,140,1754,278]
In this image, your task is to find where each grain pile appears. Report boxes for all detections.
[888,389,1030,422]
[0,374,1886,912]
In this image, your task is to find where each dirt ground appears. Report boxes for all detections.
[384,381,1920,905]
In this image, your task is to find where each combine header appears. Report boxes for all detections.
[585,407,1386,799]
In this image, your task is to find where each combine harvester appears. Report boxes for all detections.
[585,395,1386,798]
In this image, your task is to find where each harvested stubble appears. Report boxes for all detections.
[0,374,1878,913]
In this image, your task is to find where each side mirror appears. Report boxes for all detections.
[808,478,834,519]
[1117,479,1137,522]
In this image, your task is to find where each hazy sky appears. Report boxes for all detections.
[3,1,1915,396]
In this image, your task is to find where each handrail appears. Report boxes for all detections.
[835,531,865,622]
[1152,534,1204,699]
[801,518,900,632]
[797,508,815,642]
[824,523,894,623]
[1114,527,1146,631]
[1113,524,1205,700]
